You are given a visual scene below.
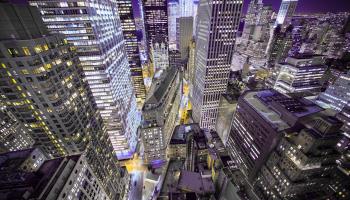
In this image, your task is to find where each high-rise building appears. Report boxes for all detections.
[215,94,238,145]
[143,0,168,50]
[255,113,346,200]
[227,90,324,181]
[275,0,298,29]
[169,49,182,68]
[178,0,194,17]
[0,4,91,156]
[241,0,272,46]
[0,148,111,200]
[141,67,181,166]
[0,104,34,153]
[267,25,293,66]
[271,55,327,94]
[232,0,274,79]
[168,0,179,50]
[0,4,127,199]
[29,0,140,159]
[317,71,350,112]
[177,17,194,60]
[191,0,243,129]
[116,0,146,107]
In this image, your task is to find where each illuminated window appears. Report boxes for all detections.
[7,48,18,57]
[21,69,30,75]
[42,44,49,51]
[34,45,43,53]
[22,47,31,56]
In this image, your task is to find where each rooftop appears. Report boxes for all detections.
[143,66,178,111]
[170,124,201,144]
[243,90,323,131]
[177,170,215,195]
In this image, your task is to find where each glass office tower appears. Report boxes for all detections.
[29,0,140,160]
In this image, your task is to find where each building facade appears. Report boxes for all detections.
[116,0,146,107]
[255,115,345,200]
[0,148,111,200]
[168,0,179,50]
[143,0,168,49]
[317,71,350,112]
[29,0,140,159]
[275,0,298,29]
[227,90,324,181]
[141,67,181,166]
[0,4,127,199]
[151,40,169,77]
[177,17,194,60]
[267,25,293,66]
[0,104,34,153]
[191,0,243,129]
[271,55,326,94]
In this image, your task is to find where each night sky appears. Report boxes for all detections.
[243,0,350,14]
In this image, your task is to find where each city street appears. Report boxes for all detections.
[128,171,144,200]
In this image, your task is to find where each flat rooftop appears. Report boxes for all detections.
[177,170,215,195]
[244,91,290,131]
[243,90,323,131]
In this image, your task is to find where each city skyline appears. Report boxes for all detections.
[242,0,350,13]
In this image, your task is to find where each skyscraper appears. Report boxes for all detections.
[178,0,194,17]
[267,25,293,66]
[29,0,140,159]
[226,89,324,181]
[275,0,298,29]
[317,71,350,112]
[255,114,345,199]
[0,4,127,199]
[191,0,243,129]
[271,55,327,94]
[177,17,194,60]
[0,104,34,153]
[116,0,146,107]
[0,4,90,157]
[143,0,168,50]
[168,0,179,50]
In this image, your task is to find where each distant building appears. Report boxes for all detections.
[267,25,293,66]
[116,0,146,107]
[191,0,243,129]
[275,0,298,29]
[143,0,168,49]
[187,40,196,94]
[168,0,179,50]
[271,55,327,94]
[177,17,194,60]
[141,67,181,166]
[169,49,182,69]
[151,40,169,77]
[0,148,110,200]
[317,71,350,112]
[0,105,34,153]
